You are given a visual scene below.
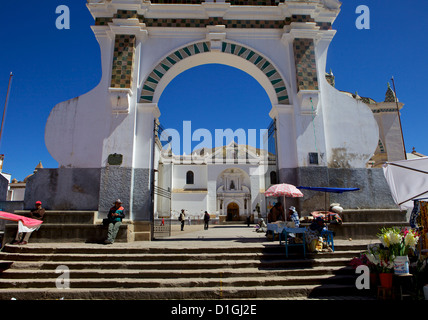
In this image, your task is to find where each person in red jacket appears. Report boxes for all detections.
[104,199,125,244]
[12,201,45,245]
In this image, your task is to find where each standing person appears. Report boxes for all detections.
[104,199,125,244]
[246,211,251,227]
[12,201,45,245]
[188,214,191,226]
[179,209,186,231]
[204,211,210,230]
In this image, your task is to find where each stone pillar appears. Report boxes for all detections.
[97,15,150,219]
[269,104,298,184]
[132,103,161,221]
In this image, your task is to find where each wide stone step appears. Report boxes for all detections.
[13,211,98,224]
[0,284,367,300]
[0,274,357,289]
[0,243,368,255]
[0,256,353,271]
[327,221,410,240]
[0,249,361,263]
[3,224,130,244]
[340,209,407,223]
[0,266,354,280]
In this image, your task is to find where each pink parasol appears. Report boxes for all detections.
[265,183,304,212]
[0,211,43,228]
[265,183,304,198]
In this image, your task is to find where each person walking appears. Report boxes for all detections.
[104,199,125,244]
[203,211,210,230]
[179,209,186,231]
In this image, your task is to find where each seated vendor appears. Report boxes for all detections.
[305,216,327,252]
[282,206,301,242]
[286,206,300,228]
[268,202,285,223]
[256,218,267,233]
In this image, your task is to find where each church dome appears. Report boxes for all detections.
[23,161,44,183]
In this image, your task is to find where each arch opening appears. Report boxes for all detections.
[157,63,274,154]
[150,42,285,226]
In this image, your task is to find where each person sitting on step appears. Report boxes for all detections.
[104,199,125,244]
[12,201,45,245]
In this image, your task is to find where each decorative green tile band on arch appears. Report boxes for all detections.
[140,41,289,104]
[95,11,331,30]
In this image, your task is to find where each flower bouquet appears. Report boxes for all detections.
[377,227,420,275]
[366,243,395,273]
[377,227,420,257]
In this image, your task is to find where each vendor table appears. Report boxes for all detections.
[267,222,296,241]
[281,227,307,258]
[267,222,285,241]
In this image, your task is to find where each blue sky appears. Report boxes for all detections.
[0,0,427,181]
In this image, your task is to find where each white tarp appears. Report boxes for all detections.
[383,157,428,210]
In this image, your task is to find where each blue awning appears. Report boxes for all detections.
[297,186,360,193]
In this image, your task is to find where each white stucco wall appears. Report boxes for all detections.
[171,193,207,218]
[172,164,208,190]
[316,34,379,167]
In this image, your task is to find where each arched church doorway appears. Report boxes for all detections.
[227,202,240,221]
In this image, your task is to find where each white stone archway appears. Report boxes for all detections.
[40,1,389,227]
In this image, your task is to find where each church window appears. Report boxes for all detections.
[186,171,194,184]
[309,152,319,165]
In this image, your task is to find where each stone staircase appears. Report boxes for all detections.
[1,211,151,246]
[0,242,374,300]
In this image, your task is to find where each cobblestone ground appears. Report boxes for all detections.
[167,223,379,247]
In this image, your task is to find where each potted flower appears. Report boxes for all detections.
[366,244,395,288]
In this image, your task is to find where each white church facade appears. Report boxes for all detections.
[155,142,277,222]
